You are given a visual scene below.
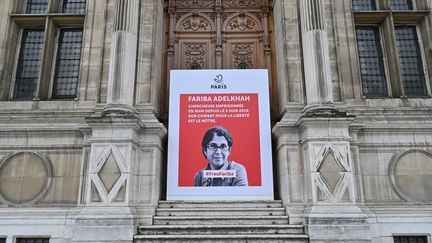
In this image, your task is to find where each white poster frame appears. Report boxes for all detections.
[167,69,274,200]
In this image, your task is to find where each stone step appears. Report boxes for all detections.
[158,200,283,208]
[134,234,309,243]
[137,201,309,242]
[138,224,305,235]
[153,215,290,225]
[156,207,286,216]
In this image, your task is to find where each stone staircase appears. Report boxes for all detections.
[134,200,309,242]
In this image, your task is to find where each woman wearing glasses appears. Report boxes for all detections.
[193,126,248,186]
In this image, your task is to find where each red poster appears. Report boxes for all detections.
[178,93,261,187]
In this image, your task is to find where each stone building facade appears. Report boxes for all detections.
[0,0,431,242]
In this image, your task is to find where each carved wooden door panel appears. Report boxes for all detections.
[174,12,215,69]
[176,41,214,69]
[222,12,265,69]
[223,41,263,69]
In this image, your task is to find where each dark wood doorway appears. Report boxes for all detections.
[162,0,276,122]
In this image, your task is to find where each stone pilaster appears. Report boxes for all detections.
[297,113,371,243]
[74,114,166,243]
[300,0,334,110]
[105,0,139,114]
[73,1,167,242]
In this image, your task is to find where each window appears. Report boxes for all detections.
[395,26,427,96]
[355,26,387,96]
[8,0,86,100]
[353,0,430,98]
[26,0,49,14]
[62,0,86,14]
[52,28,83,98]
[390,0,413,10]
[16,239,49,243]
[353,0,377,11]
[14,29,45,100]
[394,236,428,243]
[0,238,5,243]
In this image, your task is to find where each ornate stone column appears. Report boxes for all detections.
[105,0,139,113]
[300,0,334,110]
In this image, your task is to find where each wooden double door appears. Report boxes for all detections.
[166,0,273,71]
[163,0,276,121]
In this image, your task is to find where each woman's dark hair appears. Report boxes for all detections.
[201,126,233,156]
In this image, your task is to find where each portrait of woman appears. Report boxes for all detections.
[193,126,248,187]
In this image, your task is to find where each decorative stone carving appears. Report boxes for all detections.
[389,150,432,203]
[310,143,354,203]
[176,0,214,9]
[185,45,206,69]
[179,15,211,31]
[88,145,129,204]
[233,44,253,68]
[222,0,262,8]
[227,15,258,31]
[0,152,53,206]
